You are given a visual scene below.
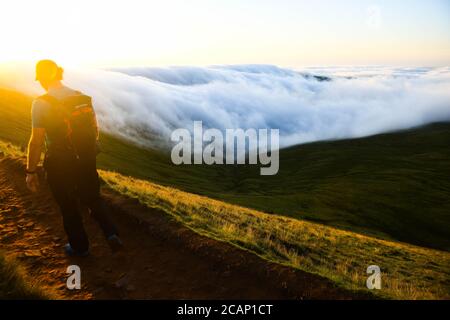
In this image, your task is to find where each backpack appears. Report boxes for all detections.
[39,92,99,160]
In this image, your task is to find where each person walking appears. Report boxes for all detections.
[26,59,123,256]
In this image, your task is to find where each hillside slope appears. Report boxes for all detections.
[0,154,367,299]
[1,88,449,299]
[3,141,450,299]
[1,88,449,251]
[225,123,450,251]
[1,148,449,299]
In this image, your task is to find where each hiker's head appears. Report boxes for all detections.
[35,60,63,90]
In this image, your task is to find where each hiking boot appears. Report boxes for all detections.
[63,243,89,257]
[107,234,123,253]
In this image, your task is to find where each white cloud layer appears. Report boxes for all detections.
[1,64,450,149]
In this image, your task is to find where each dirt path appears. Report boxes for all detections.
[0,155,365,300]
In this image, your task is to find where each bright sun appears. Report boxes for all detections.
[0,0,184,67]
[0,1,84,65]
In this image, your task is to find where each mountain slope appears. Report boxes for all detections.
[1,88,449,250]
[0,155,368,299]
[223,123,450,251]
[1,89,450,299]
[1,148,449,299]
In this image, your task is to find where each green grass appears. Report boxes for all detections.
[221,124,450,251]
[0,252,48,299]
[100,170,450,299]
[1,88,449,251]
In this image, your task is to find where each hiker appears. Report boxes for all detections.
[25,59,123,256]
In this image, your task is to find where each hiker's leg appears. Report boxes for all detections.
[77,160,118,238]
[46,159,89,252]
[89,196,118,237]
[59,196,89,252]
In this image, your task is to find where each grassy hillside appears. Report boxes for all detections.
[100,170,450,299]
[1,88,449,252]
[1,89,450,299]
[1,140,449,300]
[224,124,450,251]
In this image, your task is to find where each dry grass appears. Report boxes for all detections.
[0,140,26,158]
[0,252,49,300]
[100,170,450,300]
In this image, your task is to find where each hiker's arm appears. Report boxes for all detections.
[26,128,45,172]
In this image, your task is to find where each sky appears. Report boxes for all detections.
[0,0,449,68]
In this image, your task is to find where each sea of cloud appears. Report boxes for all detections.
[1,63,449,149]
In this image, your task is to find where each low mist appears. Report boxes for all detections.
[1,63,449,149]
